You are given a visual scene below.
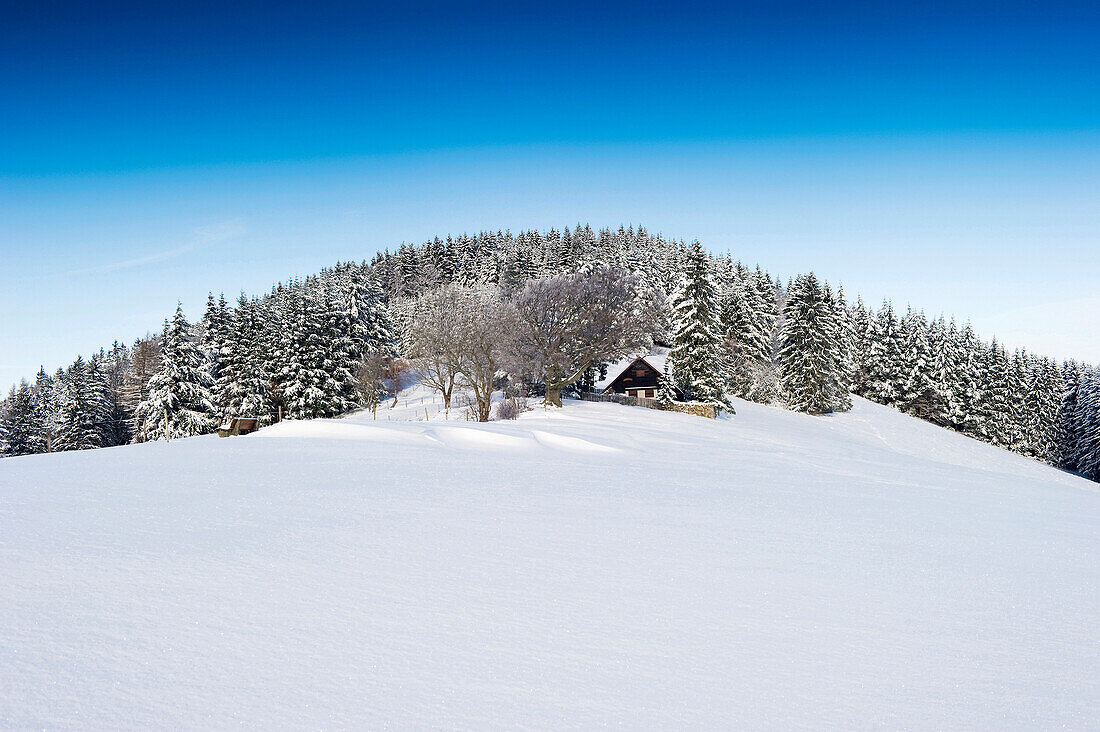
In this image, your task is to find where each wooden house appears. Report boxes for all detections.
[597,353,684,400]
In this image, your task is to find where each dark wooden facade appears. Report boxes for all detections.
[601,357,683,400]
[217,417,259,437]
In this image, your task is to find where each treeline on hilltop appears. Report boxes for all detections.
[2,225,1099,483]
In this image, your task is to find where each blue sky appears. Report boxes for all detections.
[1,1,1098,388]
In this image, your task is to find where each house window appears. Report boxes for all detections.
[635,369,646,376]
[645,389,655,398]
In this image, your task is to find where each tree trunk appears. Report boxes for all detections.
[544,385,563,408]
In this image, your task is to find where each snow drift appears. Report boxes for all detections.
[1,395,1097,727]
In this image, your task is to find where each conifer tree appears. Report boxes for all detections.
[828,284,854,411]
[233,296,273,420]
[720,273,773,400]
[278,287,342,420]
[925,317,953,425]
[0,380,45,456]
[201,293,231,397]
[865,302,905,406]
[1027,357,1063,461]
[778,273,847,414]
[1072,369,1100,479]
[1053,361,1083,470]
[134,306,216,440]
[1004,350,1033,453]
[898,309,938,420]
[981,339,1010,445]
[0,395,8,456]
[834,289,856,380]
[656,361,677,405]
[55,356,106,451]
[849,297,874,396]
[85,353,115,448]
[666,241,730,407]
[32,367,59,452]
[954,324,987,438]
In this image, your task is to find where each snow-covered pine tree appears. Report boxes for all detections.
[925,316,952,425]
[1027,357,1063,461]
[720,271,773,400]
[0,393,8,456]
[849,297,873,396]
[85,353,116,448]
[832,286,856,406]
[360,272,396,357]
[261,290,292,422]
[213,296,246,418]
[201,293,231,402]
[1004,350,1034,454]
[233,296,273,421]
[0,380,45,456]
[897,309,938,420]
[822,282,852,412]
[778,273,848,414]
[321,281,365,414]
[1072,369,1100,480]
[438,236,459,284]
[935,319,968,430]
[656,361,677,405]
[278,285,343,420]
[865,301,905,407]
[55,356,106,451]
[666,241,731,408]
[201,295,228,385]
[981,338,1011,446]
[954,324,987,439]
[1053,361,1083,470]
[33,366,59,452]
[134,306,216,440]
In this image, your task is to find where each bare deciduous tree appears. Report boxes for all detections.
[385,358,413,408]
[452,286,516,422]
[357,354,412,416]
[510,266,655,407]
[402,284,516,422]
[403,285,466,416]
[357,353,387,418]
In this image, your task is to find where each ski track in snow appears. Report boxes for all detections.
[1,393,1098,728]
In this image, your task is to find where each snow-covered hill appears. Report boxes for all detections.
[1,396,1097,728]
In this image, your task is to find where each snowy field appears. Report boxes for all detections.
[1,394,1098,728]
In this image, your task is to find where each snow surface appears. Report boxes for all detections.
[1,394,1098,728]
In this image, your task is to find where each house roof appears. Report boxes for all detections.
[594,349,669,392]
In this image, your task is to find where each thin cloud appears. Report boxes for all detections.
[55,220,247,278]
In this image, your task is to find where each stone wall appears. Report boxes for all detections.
[654,401,719,419]
[580,392,719,419]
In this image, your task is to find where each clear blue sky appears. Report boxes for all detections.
[1,1,1098,389]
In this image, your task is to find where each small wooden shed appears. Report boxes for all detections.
[217,417,259,437]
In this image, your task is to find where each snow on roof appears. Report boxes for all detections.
[594,348,669,391]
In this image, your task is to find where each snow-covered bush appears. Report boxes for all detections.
[495,398,523,420]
